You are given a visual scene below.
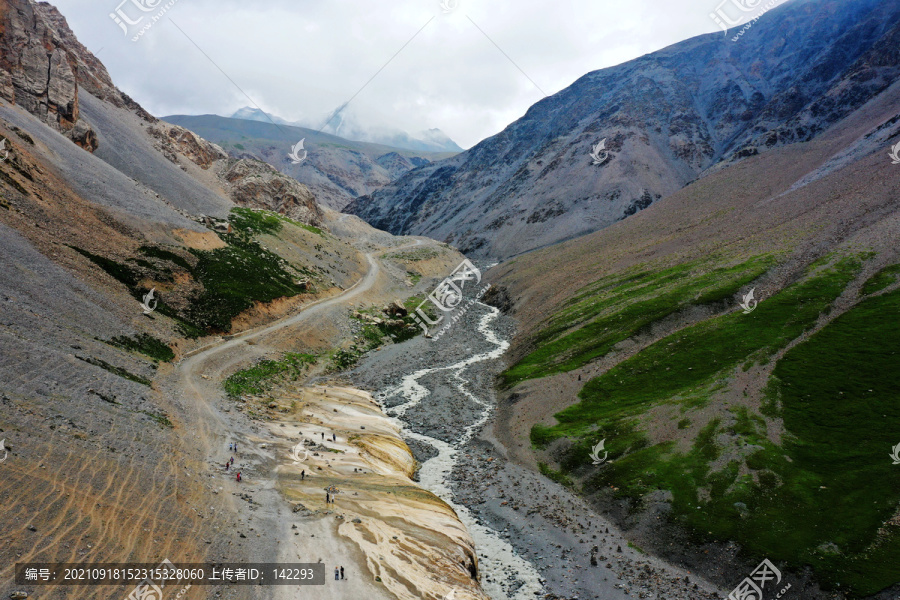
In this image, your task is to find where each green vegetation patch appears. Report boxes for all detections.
[70,246,141,287]
[860,263,900,295]
[503,254,776,386]
[186,235,306,332]
[76,356,152,386]
[229,207,283,236]
[224,353,317,398]
[71,213,312,336]
[534,256,859,447]
[761,288,900,595]
[139,246,193,270]
[140,410,174,428]
[531,256,900,596]
[105,333,175,362]
[229,207,324,238]
[328,296,430,371]
[538,462,574,487]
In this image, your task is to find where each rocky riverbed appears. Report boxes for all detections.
[349,294,726,600]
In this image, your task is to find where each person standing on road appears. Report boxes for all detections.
[334,567,339,580]
[326,492,330,504]
[236,472,241,482]
[332,433,336,442]
[301,470,305,480]
[340,566,344,580]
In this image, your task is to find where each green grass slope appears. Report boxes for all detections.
[521,253,900,597]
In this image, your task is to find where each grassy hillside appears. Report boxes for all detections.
[73,208,334,337]
[519,250,900,596]
[501,254,777,386]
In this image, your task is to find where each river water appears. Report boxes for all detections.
[374,305,543,600]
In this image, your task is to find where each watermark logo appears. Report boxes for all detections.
[713,0,787,42]
[0,139,9,162]
[890,443,900,465]
[889,142,900,165]
[590,439,608,465]
[140,288,158,315]
[589,138,609,165]
[288,139,307,164]
[126,558,175,600]
[728,558,790,600]
[739,288,758,314]
[291,441,309,464]
[411,260,491,339]
[110,0,181,42]
[439,0,459,13]
[0,439,7,463]
[709,0,760,32]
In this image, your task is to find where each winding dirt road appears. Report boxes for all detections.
[163,240,425,599]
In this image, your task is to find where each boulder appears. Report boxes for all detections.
[384,300,408,317]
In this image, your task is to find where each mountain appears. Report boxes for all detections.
[0,0,483,592]
[488,81,900,595]
[164,113,457,210]
[347,0,900,259]
[230,106,297,126]
[309,103,464,153]
[228,105,463,153]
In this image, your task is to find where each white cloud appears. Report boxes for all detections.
[55,0,728,148]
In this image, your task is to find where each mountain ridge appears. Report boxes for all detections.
[347,0,900,259]
[164,112,458,210]
[227,105,464,153]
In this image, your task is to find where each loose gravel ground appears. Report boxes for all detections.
[350,292,726,600]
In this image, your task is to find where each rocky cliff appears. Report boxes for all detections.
[0,0,154,151]
[347,0,900,258]
[222,158,324,226]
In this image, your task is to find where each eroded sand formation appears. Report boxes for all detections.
[266,385,488,600]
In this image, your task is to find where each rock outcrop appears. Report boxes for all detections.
[222,159,324,226]
[0,0,155,151]
[148,123,227,169]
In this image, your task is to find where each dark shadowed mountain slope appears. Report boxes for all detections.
[347,0,900,259]
[163,114,457,210]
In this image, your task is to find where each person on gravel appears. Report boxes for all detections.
[225,462,229,471]
[236,472,242,482]
[301,470,305,480]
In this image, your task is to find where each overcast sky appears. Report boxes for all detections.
[52,0,729,148]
